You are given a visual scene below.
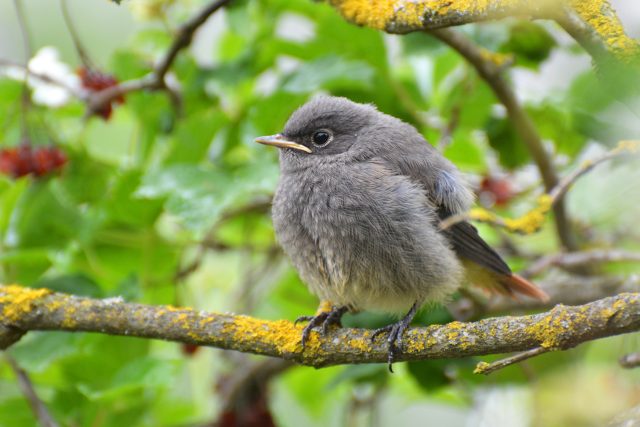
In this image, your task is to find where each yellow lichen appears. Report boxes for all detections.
[469,208,498,222]
[615,140,640,153]
[315,300,334,315]
[61,305,78,328]
[473,361,490,374]
[569,0,640,61]
[329,0,520,30]
[0,285,51,322]
[447,321,464,330]
[347,336,373,352]
[479,48,513,68]
[469,194,551,234]
[222,316,317,356]
[523,304,597,350]
[329,0,427,30]
[503,194,552,234]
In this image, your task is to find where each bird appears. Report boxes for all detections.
[255,96,548,369]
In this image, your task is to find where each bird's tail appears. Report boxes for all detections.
[497,273,550,302]
[462,260,549,302]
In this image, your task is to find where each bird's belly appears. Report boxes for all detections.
[273,172,463,314]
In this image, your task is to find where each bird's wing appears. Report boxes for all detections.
[375,142,511,276]
[437,206,512,275]
[376,140,473,214]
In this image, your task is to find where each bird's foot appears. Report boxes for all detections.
[370,302,418,373]
[295,305,348,347]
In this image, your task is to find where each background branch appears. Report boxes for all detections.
[5,355,59,427]
[429,28,575,250]
[1,285,639,369]
[87,0,232,115]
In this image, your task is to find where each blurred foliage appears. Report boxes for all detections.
[0,0,639,426]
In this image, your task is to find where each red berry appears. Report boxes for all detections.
[479,176,515,206]
[77,66,125,120]
[0,144,67,179]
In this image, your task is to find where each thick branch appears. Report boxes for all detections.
[557,1,640,65]
[1,285,639,368]
[328,0,640,66]
[328,0,550,33]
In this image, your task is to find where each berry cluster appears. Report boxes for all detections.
[77,67,125,119]
[0,144,67,179]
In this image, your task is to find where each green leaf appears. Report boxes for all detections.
[0,397,37,427]
[328,364,388,389]
[34,274,104,297]
[137,163,276,235]
[527,104,587,156]
[78,357,179,401]
[443,131,487,172]
[282,56,375,93]
[407,360,452,392]
[9,332,82,373]
[485,116,530,169]
[104,170,163,227]
[500,22,556,69]
[11,181,83,248]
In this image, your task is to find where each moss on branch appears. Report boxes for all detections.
[1,285,639,369]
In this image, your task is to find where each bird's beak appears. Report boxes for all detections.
[255,134,312,153]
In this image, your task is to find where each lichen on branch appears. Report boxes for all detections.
[328,0,640,65]
[1,285,639,369]
[329,0,545,32]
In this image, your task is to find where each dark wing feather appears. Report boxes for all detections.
[438,208,512,276]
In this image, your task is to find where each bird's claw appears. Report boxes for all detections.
[296,306,348,347]
[370,303,418,373]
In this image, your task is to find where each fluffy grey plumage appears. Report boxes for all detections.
[256,96,547,366]
[269,97,473,312]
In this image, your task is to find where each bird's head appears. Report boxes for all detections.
[255,96,409,168]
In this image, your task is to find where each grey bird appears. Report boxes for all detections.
[255,96,548,369]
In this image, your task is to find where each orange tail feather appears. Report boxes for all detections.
[498,273,550,302]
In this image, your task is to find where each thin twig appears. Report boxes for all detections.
[13,0,33,142]
[523,249,640,278]
[474,346,547,375]
[87,0,232,115]
[439,140,640,234]
[429,28,576,250]
[549,140,640,202]
[5,355,59,427]
[60,0,93,68]
[0,58,83,98]
[174,196,272,282]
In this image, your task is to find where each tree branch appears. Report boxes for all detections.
[619,352,640,369]
[439,140,640,236]
[1,285,639,369]
[328,0,640,66]
[429,28,576,250]
[86,0,232,115]
[327,0,551,33]
[523,249,640,278]
[473,346,547,375]
[5,355,59,427]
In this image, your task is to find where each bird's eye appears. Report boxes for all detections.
[311,129,332,147]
